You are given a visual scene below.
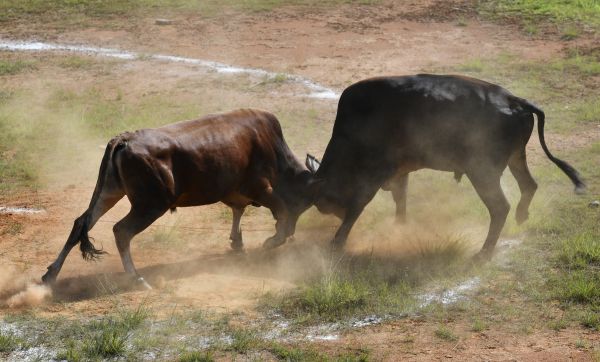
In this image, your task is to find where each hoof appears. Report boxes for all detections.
[135,277,153,290]
[472,250,493,264]
[230,241,244,252]
[263,236,285,249]
[515,210,529,225]
[41,267,57,285]
[329,239,346,252]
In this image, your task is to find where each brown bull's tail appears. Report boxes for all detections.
[522,99,586,194]
[70,211,106,261]
[77,138,126,260]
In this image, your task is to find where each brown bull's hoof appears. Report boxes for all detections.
[262,236,286,249]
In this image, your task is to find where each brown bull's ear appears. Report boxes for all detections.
[305,153,321,173]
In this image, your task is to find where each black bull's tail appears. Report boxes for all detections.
[521,99,586,193]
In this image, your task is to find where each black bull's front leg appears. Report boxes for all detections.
[329,177,385,249]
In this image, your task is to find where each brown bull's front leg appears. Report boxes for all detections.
[251,181,290,249]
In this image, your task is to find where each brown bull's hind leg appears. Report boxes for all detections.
[467,169,510,260]
[42,191,124,284]
[113,206,168,290]
[230,207,245,251]
[508,151,538,225]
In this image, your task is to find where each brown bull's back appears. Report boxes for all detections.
[116,109,287,206]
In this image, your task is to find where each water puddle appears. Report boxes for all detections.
[0,39,339,100]
[0,206,45,215]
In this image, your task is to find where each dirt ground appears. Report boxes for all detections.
[1,1,599,360]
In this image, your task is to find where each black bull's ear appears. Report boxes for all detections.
[305,153,321,173]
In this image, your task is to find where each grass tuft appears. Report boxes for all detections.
[556,272,600,304]
[471,318,487,332]
[295,275,370,318]
[434,325,458,342]
[580,311,600,331]
[269,343,323,361]
[558,232,600,269]
[0,333,23,353]
[82,327,128,358]
[227,328,259,354]
[179,350,215,362]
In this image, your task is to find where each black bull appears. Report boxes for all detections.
[307,74,585,259]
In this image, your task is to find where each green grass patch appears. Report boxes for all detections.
[268,343,370,362]
[0,333,24,353]
[82,327,129,359]
[226,328,259,354]
[470,318,487,332]
[579,311,600,330]
[54,304,150,360]
[479,0,600,31]
[558,232,600,269]
[0,59,36,76]
[556,271,600,304]
[179,350,215,362]
[434,325,458,341]
[57,56,98,70]
[287,274,373,320]
[0,0,380,23]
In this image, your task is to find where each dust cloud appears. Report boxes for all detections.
[0,266,52,308]
[6,283,52,309]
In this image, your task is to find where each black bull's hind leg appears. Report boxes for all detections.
[389,174,409,224]
[508,150,538,224]
[467,168,510,260]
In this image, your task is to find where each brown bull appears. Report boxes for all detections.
[305,74,585,260]
[42,109,313,288]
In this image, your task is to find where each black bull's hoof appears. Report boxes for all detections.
[135,276,153,290]
[262,236,286,249]
[41,266,57,285]
[472,249,494,264]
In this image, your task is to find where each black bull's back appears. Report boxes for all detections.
[312,74,584,259]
